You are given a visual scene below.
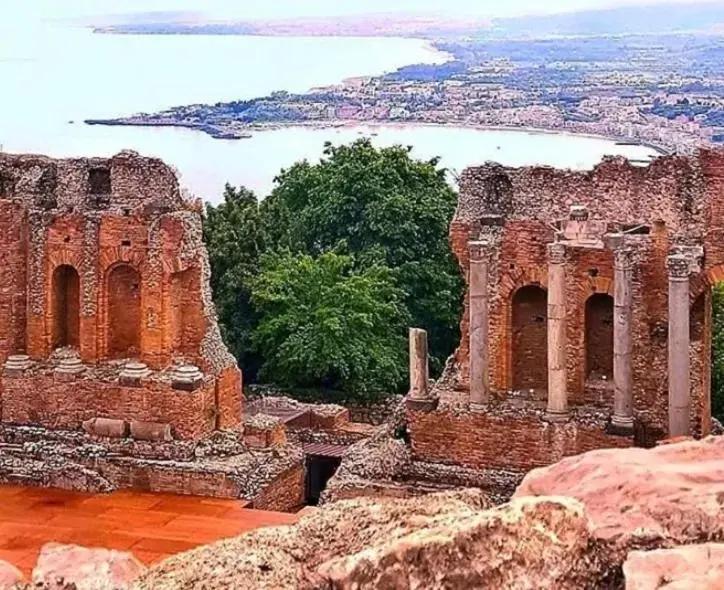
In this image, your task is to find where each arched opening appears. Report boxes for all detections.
[511,285,548,394]
[107,264,141,358]
[585,293,614,382]
[51,265,80,350]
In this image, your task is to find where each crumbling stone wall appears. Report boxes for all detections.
[448,152,722,430]
[0,151,242,438]
[415,149,724,474]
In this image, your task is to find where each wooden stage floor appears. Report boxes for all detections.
[0,485,299,576]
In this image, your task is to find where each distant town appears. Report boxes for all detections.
[87,8,724,155]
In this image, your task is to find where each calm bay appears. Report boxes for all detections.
[0,21,657,202]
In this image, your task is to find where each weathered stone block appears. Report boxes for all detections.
[130,420,173,442]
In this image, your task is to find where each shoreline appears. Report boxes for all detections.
[84,117,671,157]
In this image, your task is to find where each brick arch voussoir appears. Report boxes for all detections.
[100,248,147,276]
[48,250,83,274]
[577,276,614,309]
[503,267,548,302]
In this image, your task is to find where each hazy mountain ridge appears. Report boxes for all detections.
[491,3,724,37]
[91,3,724,39]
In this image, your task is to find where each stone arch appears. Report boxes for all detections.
[106,263,141,358]
[51,265,80,350]
[585,293,614,381]
[511,284,548,394]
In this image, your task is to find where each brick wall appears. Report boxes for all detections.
[1,373,217,440]
[0,152,243,441]
[251,463,306,512]
[0,201,27,365]
[216,366,243,431]
[511,285,547,394]
[101,462,243,498]
[407,407,632,471]
[446,151,724,437]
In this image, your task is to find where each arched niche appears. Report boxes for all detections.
[51,265,80,350]
[511,285,548,394]
[107,263,141,358]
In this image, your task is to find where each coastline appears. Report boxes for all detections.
[85,117,672,157]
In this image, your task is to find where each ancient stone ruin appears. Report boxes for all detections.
[0,151,242,440]
[405,147,724,491]
[0,152,379,507]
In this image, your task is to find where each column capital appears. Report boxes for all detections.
[547,242,567,265]
[667,254,691,280]
[469,240,494,261]
[614,247,634,271]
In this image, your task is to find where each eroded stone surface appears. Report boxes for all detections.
[0,560,24,589]
[32,543,145,590]
[623,543,724,590]
[514,435,724,565]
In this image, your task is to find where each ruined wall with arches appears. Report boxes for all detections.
[408,149,724,475]
[0,152,242,440]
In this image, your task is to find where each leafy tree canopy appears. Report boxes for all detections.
[251,252,408,398]
[261,139,464,374]
[204,139,463,401]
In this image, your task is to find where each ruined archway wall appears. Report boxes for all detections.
[450,154,708,424]
[0,151,242,435]
[566,248,615,405]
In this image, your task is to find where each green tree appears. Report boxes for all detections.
[712,283,724,422]
[251,252,409,397]
[204,184,264,380]
[261,139,463,375]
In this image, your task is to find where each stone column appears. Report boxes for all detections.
[667,254,691,437]
[407,328,437,411]
[546,243,569,422]
[469,242,490,406]
[612,248,634,432]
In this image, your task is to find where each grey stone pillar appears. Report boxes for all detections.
[546,243,569,422]
[469,242,490,406]
[406,328,437,411]
[409,328,429,399]
[667,254,691,437]
[612,248,634,432]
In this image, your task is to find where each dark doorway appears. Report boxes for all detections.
[305,455,341,506]
[511,285,548,394]
[51,265,80,350]
[585,293,614,381]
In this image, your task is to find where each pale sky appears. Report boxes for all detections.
[3,0,722,22]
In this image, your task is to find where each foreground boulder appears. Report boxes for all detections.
[32,543,145,590]
[316,497,596,589]
[514,435,724,557]
[133,435,724,589]
[0,561,24,589]
[135,490,607,589]
[133,490,490,588]
[623,543,724,590]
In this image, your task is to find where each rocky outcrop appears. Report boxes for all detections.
[133,491,607,590]
[32,543,146,590]
[133,434,724,589]
[316,497,597,590]
[0,561,24,589]
[623,543,724,590]
[514,435,724,557]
